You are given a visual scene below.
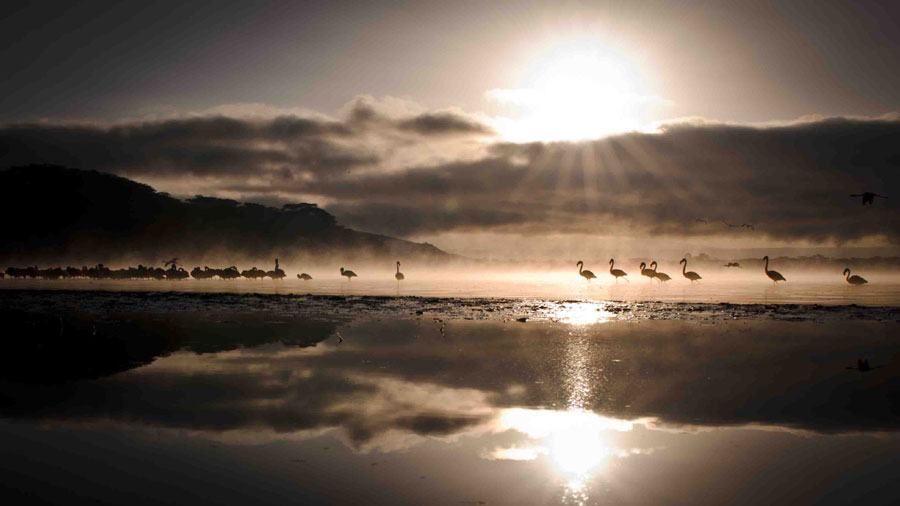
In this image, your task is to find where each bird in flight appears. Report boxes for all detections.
[740,223,754,230]
[850,192,887,205]
[164,258,181,268]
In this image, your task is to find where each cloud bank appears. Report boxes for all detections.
[2,100,898,244]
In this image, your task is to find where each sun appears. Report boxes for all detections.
[489,41,654,142]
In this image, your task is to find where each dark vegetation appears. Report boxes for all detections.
[0,165,450,266]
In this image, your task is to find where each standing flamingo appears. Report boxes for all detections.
[762,256,785,283]
[340,267,357,280]
[650,261,671,283]
[608,259,628,283]
[395,261,405,281]
[639,262,656,283]
[297,273,313,280]
[576,261,597,282]
[842,268,867,285]
[679,258,702,283]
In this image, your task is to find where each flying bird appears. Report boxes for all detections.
[608,259,628,283]
[163,258,181,268]
[842,268,867,285]
[740,223,754,230]
[340,267,357,280]
[724,262,742,268]
[720,220,739,229]
[850,192,887,205]
[576,261,597,282]
[679,258,702,283]
[762,255,785,283]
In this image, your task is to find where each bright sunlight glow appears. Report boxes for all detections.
[489,41,658,142]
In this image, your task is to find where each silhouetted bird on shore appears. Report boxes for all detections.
[762,255,785,283]
[843,268,867,285]
[297,273,312,280]
[850,192,887,205]
[608,259,628,283]
[340,267,357,280]
[679,258,702,283]
[576,261,596,282]
[395,261,405,281]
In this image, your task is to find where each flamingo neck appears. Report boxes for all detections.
[764,257,769,271]
[682,262,687,275]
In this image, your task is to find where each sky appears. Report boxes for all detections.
[2,0,900,258]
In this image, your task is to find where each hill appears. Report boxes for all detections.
[0,165,451,267]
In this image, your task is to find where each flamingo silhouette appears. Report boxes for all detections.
[639,262,656,283]
[340,267,357,280]
[842,268,867,285]
[163,258,181,269]
[608,259,628,283]
[650,261,671,283]
[762,256,785,283]
[297,273,313,280]
[850,192,887,205]
[576,261,597,282]
[395,261,405,281]
[679,258,702,283]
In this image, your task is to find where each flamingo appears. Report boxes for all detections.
[842,268,867,285]
[608,259,628,283]
[576,261,597,282]
[639,262,656,283]
[340,267,357,280]
[297,273,312,280]
[679,258,702,283]
[650,261,671,283]
[762,256,785,283]
[395,261,405,281]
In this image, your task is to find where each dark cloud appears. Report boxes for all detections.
[396,112,493,135]
[2,114,899,242]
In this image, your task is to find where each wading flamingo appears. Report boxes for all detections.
[297,273,312,280]
[762,256,785,283]
[609,259,628,283]
[340,267,357,280]
[395,261,405,281]
[650,261,671,283]
[843,268,867,285]
[577,261,597,282]
[640,262,656,283]
[679,258,702,283]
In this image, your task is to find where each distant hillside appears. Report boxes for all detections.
[0,165,451,266]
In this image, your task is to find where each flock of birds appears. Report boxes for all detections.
[1,257,870,285]
[576,256,868,285]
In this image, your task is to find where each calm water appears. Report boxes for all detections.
[1,290,899,505]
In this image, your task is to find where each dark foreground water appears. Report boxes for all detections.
[1,290,899,505]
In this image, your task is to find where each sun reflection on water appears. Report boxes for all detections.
[491,408,641,503]
[541,302,615,325]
